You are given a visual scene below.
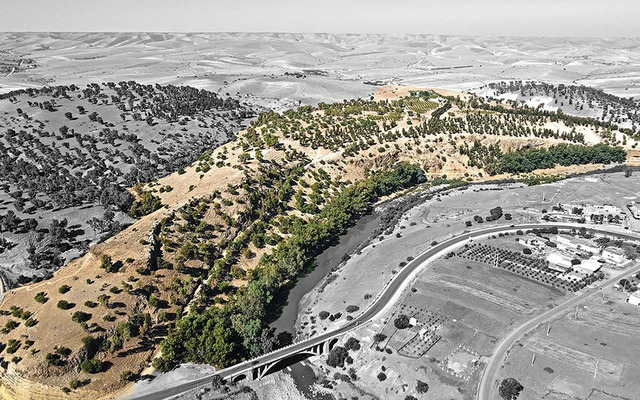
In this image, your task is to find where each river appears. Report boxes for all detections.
[269,211,382,335]
[268,210,382,397]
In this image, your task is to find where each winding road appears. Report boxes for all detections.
[128,223,639,400]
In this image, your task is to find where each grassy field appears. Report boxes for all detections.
[502,293,640,400]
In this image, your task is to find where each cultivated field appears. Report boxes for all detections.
[502,291,640,400]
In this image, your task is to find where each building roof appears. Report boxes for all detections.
[628,291,640,301]
[576,259,602,273]
[547,252,573,268]
[603,246,625,256]
[555,235,599,250]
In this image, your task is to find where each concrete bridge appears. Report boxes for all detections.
[220,336,341,382]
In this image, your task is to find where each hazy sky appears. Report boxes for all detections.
[2,0,639,37]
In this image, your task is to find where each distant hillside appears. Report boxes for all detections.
[0,82,256,285]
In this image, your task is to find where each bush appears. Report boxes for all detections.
[34,292,48,303]
[6,339,20,354]
[72,311,91,323]
[344,337,361,351]
[318,311,330,320]
[46,352,64,366]
[129,191,162,218]
[80,358,103,374]
[373,333,387,343]
[57,300,73,310]
[326,346,348,368]
[152,356,174,372]
[100,254,116,272]
[120,370,137,382]
[377,372,387,381]
[345,305,359,313]
[499,378,524,400]
[394,314,411,329]
[58,285,71,294]
[416,380,429,393]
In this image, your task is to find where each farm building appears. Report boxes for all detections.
[602,247,626,264]
[547,252,573,273]
[627,202,640,220]
[573,257,603,275]
[627,292,640,306]
[555,234,600,254]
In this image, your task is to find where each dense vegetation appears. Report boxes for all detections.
[461,141,626,175]
[155,162,425,369]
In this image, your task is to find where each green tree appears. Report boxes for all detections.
[499,378,524,400]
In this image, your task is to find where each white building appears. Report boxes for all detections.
[547,252,573,273]
[602,247,626,264]
[555,235,600,254]
[627,292,640,306]
[627,202,640,220]
[573,257,603,275]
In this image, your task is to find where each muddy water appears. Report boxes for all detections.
[269,211,381,336]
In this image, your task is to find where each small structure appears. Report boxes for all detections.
[547,252,573,273]
[627,292,640,306]
[409,317,419,327]
[627,202,640,220]
[602,247,626,264]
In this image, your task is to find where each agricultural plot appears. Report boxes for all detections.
[379,303,449,357]
[403,97,440,114]
[441,347,481,381]
[526,337,622,380]
[500,294,640,400]
[371,247,569,385]
[572,305,640,337]
[456,242,597,292]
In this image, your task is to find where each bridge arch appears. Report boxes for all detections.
[231,373,247,383]
[259,352,315,379]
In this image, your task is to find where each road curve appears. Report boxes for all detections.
[128,223,638,400]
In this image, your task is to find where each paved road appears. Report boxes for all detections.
[128,223,638,400]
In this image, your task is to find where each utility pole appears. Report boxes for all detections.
[531,353,536,366]
[546,323,551,336]
[594,358,600,379]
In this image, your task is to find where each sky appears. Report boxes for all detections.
[2,0,639,37]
